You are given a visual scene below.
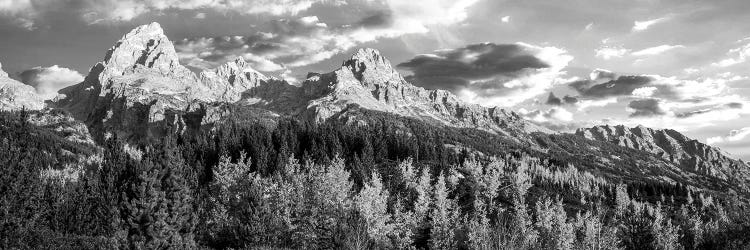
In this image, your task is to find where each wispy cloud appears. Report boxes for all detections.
[584,22,594,31]
[595,47,630,60]
[0,0,340,28]
[631,45,684,56]
[632,17,669,32]
[707,127,750,145]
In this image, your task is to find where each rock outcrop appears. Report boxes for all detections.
[0,61,45,111]
[576,125,749,180]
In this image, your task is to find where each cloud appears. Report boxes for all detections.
[584,22,594,31]
[177,16,354,71]
[0,0,338,28]
[0,0,37,29]
[632,17,668,32]
[545,92,578,106]
[576,97,618,110]
[501,16,510,23]
[631,86,658,97]
[520,107,573,123]
[519,107,586,131]
[176,0,481,71]
[565,68,749,120]
[384,0,479,31]
[546,93,562,106]
[595,47,629,60]
[589,68,617,81]
[525,107,574,122]
[674,101,746,119]
[397,42,573,107]
[627,98,667,117]
[18,65,84,99]
[569,75,653,98]
[712,41,750,67]
[706,127,750,145]
[596,44,684,60]
[631,45,685,57]
[569,69,732,102]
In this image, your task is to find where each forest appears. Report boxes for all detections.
[1,109,749,249]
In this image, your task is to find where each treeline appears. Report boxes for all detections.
[1,110,749,249]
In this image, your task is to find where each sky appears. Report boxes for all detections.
[0,0,748,160]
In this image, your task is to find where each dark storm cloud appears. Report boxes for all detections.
[563,95,579,104]
[397,43,550,93]
[546,92,578,106]
[546,93,562,105]
[569,75,653,98]
[727,102,744,109]
[355,11,393,28]
[675,102,745,118]
[628,99,666,117]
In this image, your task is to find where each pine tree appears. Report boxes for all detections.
[512,158,537,248]
[118,142,197,249]
[615,184,630,218]
[429,173,457,250]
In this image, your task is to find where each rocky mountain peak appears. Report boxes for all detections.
[213,57,268,83]
[296,48,550,138]
[340,48,404,86]
[99,22,186,79]
[51,22,202,140]
[345,48,390,68]
[198,57,272,103]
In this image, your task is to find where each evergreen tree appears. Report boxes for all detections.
[429,173,457,250]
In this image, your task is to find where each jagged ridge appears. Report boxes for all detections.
[576,125,749,180]
[298,48,551,138]
[52,22,549,142]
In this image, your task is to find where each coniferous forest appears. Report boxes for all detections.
[2,109,749,250]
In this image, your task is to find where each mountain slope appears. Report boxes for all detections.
[0,61,44,111]
[40,22,749,195]
[576,125,750,181]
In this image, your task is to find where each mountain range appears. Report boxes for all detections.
[1,22,748,195]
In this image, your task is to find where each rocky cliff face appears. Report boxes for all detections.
[576,125,749,180]
[297,48,551,138]
[0,61,45,111]
[53,23,210,141]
